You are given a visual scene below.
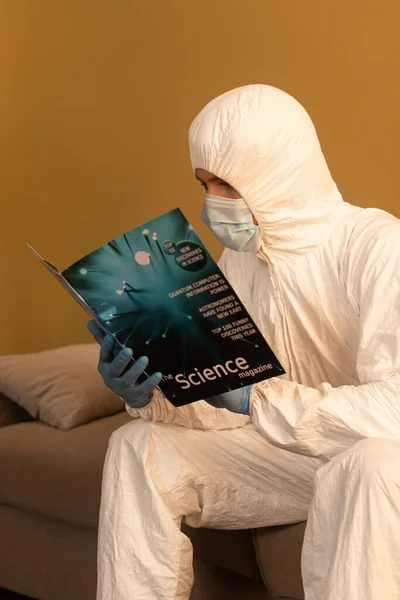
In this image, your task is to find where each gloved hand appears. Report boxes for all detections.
[88,321,162,409]
[205,385,252,414]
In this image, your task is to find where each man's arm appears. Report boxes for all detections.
[250,212,400,459]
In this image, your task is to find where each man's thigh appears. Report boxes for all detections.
[128,420,325,530]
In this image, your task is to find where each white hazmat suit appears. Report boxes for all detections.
[97,85,400,600]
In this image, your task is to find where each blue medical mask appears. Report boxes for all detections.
[200,193,260,252]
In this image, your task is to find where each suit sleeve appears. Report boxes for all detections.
[250,215,400,459]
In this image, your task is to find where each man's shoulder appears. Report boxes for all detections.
[343,208,400,291]
[346,208,400,257]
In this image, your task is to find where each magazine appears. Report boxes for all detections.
[28,208,284,406]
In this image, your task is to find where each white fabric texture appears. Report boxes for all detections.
[98,84,400,600]
[98,420,323,600]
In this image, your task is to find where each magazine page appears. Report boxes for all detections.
[27,244,110,334]
[60,208,284,406]
[27,243,151,383]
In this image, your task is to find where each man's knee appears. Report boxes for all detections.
[109,416,147,445]
[108,417,186,461]
[108,417,163,461]
[318,438,400,487]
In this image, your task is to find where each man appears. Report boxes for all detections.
[89,84,400,600]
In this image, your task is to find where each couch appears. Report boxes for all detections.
[0,390,306,600]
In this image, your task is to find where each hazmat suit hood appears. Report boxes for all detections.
[189,84,350,262]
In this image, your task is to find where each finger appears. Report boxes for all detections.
[135,371,163,396]
[88,320,107,345]
[99,334,116,364]
[108,347,134,378]
[121,355,149,386]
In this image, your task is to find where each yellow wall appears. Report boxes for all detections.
[1,0,399,354]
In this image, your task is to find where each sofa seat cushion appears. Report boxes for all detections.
[0,392,32,428]
[183,524,259,581]
[0,413,260,582]
[253,522,306,599]
[0,411,132,530]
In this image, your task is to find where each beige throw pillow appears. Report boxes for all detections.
[0,344,124,430]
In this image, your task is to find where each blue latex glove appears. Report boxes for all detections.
[88,321,162,409]
[205,385,252,414]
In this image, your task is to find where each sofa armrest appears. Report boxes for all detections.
[0,392,33,428]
